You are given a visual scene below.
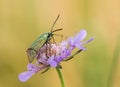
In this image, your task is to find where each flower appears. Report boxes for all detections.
[68,29,94,50]
[18,29,94,82]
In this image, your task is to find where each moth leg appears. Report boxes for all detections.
[63,49,83,61]
[52,36,56,43]
[45,41,52,58]
[45,43,49,58]
[60,34,63,42]
[48,41,52,57]
[54,34,63,42]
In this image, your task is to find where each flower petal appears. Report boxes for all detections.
[49,60,57,67]
[68,37,75,46]
[27,63,40,72]
[76,29,87,41]
[47,56,57,67]
[75,44,86,50]
[82,37,94,44]
[18,71,35,82]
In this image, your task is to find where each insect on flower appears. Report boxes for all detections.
[26,14,62,63]
[18,29,94,82]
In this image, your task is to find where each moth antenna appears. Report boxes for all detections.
[50,14,60,32]
[52,28,63,33]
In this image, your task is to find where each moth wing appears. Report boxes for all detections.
[27,39,47,63]
[34,38,46,51]
[30,36,47,51]
[26,48,37,63]
[27,33,48,63]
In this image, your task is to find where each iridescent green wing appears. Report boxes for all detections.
[30,33,49,51]
[27,33,49,63]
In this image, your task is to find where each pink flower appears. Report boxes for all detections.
[18,29,94,82]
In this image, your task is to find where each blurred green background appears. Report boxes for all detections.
[0,0,120,87]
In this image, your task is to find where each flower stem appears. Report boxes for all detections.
[107,33,120,87]
[56,67,65,87]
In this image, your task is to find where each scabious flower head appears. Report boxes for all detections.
[18,29,94,82]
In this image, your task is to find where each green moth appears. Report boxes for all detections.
[26,14,62,63]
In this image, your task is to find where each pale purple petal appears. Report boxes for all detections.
[75,44,86,50]
[47,56,57,67]
[68,37,75,46]
[82,37,94,44]
[27,63,40,72]
[76,29,87,41]
[68,29,87,47]
[18,71,35,82]
[27,63,36,70]
[49,60,57,67]
[54,56,62,63]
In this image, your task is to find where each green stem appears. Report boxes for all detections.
[107,33,120,87]
[56,67,65,87]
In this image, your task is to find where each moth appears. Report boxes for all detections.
[26,14,62,63]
